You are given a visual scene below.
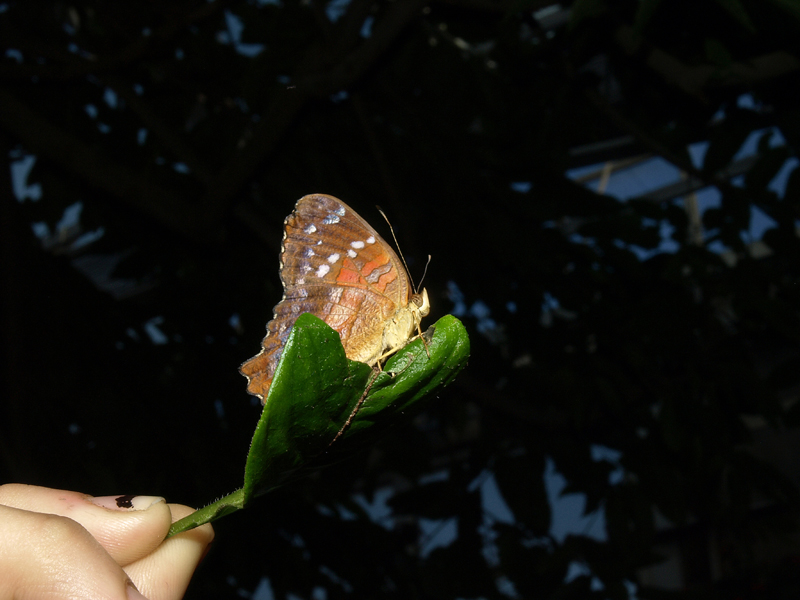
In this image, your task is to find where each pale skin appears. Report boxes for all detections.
[0,484,214,600]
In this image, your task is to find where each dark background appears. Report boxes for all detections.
[3,0,800,598]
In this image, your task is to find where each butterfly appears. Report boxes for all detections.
[240,194,430,403]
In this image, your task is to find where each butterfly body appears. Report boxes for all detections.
[241,194,429,403]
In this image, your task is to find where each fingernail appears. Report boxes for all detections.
[127,581,150,600]
[90,495,164,511]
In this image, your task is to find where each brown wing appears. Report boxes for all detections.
[240,194,412,402]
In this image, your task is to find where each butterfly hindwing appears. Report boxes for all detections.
[240,194,418,403]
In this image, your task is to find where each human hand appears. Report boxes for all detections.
[0,484,214,600]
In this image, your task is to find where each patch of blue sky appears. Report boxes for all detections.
[311,588,327,600]
[617,218,679,260]
[744,205,778,243]
[769,156,798,198]
[706,238,727,254]
[565,163,598,180]
[564,561,604,590]
[479,471,514,525]
[71,227,105,250]
[57,201,83,231]
[688,140,708,169]
[418,469,449,485]
[214,399,225,419]
[333,503,358,521]
[510,181,532,193]
[361,15,373,38]
[600,157,682,201]
[732,126,785,163]
[326,0,350,22]
[591,444,624,486]
[251,577,274,600]
[471,300,502,339]
[31,222,49,239]
[542,291,559,312]
[221,10,265,57]
[545,456,606,543]
[144,316,168,345]
[692,185,722,212]
[103,87,118,109]
[419,517,458,558]
[738,93,758,110]
[10,154,42,201]
[352,487,394,528]
[446,280,467,317]
[711,94,763,122]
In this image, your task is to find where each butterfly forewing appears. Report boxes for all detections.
[240,194,418,402]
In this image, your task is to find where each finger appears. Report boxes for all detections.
[0,504,147,600]
[126,504,214,600]
[0,484,172,566]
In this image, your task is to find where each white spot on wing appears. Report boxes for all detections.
[304,224,317,234]
[315,264,331,278]
[305,247,315,257]
[347,249,357,258]
[327,253,340,263]
[366,235,375,244]
[335,206,345,216]
[351,240,365,249]
[316,240,322,245]
[323,214,340,225]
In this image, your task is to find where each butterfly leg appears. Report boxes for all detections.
[328,371,380,447]
[385,352,416,378]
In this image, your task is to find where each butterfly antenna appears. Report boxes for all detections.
[377,206,420,293]
[418,255,432,290]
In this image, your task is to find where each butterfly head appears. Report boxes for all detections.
[411,288,430,319]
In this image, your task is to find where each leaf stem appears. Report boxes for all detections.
[167,488,247,537]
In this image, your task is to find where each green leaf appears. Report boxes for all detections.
[168,313,470,537]
[341,314,471,442]
[242,313,374,502]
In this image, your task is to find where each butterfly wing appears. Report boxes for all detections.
[240,194,412,402]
